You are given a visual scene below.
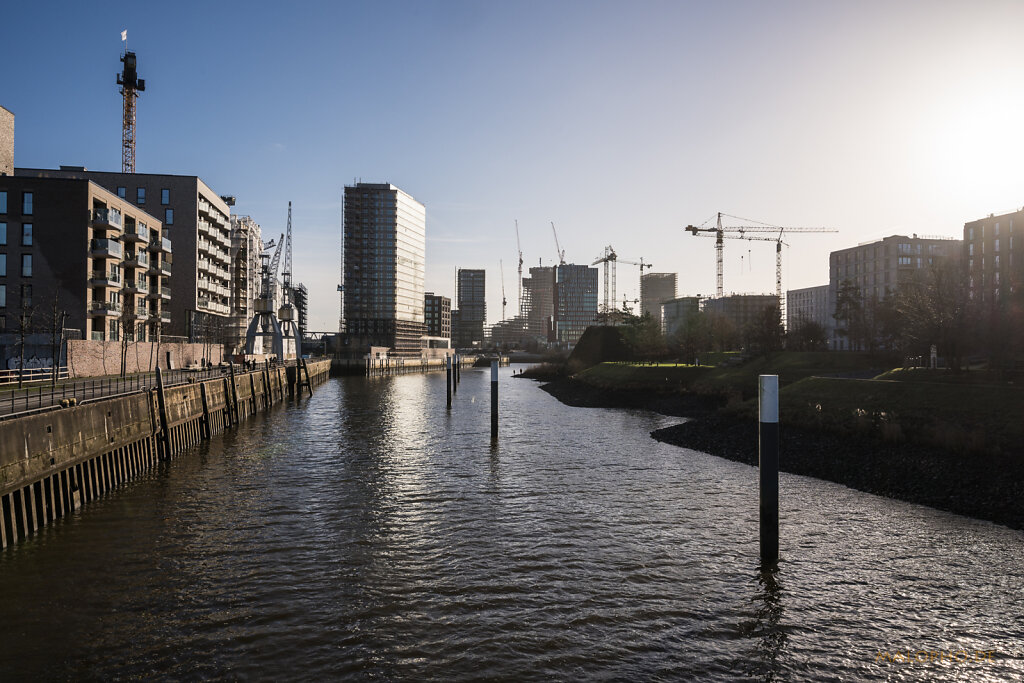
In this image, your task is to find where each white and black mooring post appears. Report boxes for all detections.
[490,360,499,439]
[446,355,453,409]
[452,353,458,394]
[759,374,779,565]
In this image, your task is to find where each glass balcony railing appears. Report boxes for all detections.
[90,239,123,258]
[89,269,121,285]
[89,301,121,315]
[92,208,123,229]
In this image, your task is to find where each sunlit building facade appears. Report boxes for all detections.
[343,182,426,356]
[554,264,598,346]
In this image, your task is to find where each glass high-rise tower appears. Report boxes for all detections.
[343,183,426,356]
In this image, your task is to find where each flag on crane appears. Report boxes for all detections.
[121,30,127,41]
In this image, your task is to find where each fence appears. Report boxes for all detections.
[0,366,70,386]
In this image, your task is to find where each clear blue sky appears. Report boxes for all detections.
[7,0,1024,329]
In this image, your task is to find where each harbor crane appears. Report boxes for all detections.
[551,222,566,265]
[277,202,302,359]
[245,231,285,358]
[686,212,836,324]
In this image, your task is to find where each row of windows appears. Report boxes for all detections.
[0,254,32,277]
[116,187,171,206]
[0,223,32,245]
[0,283,33,308]
[0,191,31,215]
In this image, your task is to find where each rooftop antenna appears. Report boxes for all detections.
[116,31,145,173]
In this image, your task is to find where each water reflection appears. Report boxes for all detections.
[744,567,787,682]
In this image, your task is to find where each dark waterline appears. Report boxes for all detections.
[0,368,1022,680]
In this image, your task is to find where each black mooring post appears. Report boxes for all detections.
[490,360,498,440]
[759,374,779,566]
[446,355,452,410]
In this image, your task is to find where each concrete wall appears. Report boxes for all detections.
[0,106,12,176]
[67,339,223,377]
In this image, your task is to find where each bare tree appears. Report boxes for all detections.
[16,288,35,389]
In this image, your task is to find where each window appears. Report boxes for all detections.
[161,189,169,205]
[20,284,31,306]
[22,192,32,215]
[117,187,126,199]
[21,223,31,246]
[0,284,4,308]
[995,223,1000,236]
[0,191,6,213]
[21,254,32,277]
[0,222,5,245]
[0,253,5,276]
[109,320,119,341]
[165,208,173,225]
[995,239,1000,253]
[969,243,974,256]
[137,187,146,204]
[898,256,911,265]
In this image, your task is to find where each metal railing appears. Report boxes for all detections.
[0,366,70,386]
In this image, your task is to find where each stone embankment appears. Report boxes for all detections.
[539,376,1024,531]
[0,360,331,549]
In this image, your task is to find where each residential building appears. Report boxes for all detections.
[0,175,166,341]
[16,167,233,341]
[424,292,451,340]
[228,214,263,353]
[703,294,779,332]
[522,265,555,342]
[342,182,426,356]
[455,268,485,347]
[293,283,308,339]
[828,234,960,349]
[554,263,598,346]
[0,106,12,176]
[963,210,1024,305]
[661,296,701,337]
[786,284,830,335]
[641,272,677,324]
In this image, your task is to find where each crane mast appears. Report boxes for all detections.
[551,222,566,266]
[514,220,524,318]
[500,260,508,322]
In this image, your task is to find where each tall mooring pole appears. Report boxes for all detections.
[759,375,780,566]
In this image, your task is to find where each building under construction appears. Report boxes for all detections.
[522,265,555,342]
[641,272,677,324]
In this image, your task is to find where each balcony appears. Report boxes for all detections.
[89,269,121,287]
[150,310,172,324]
[90,239,123,259]
[197,258,214,273]
[92,208,123,231]
[123,250,150,268]
[148,285,171,300]
[124,278,149,294]
[89,300,121,316]
[149,254,172,276]
[123,224,149,243]
[147,236,172,253]
[197,297,229,315]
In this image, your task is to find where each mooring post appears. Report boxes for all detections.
[228,362,240,424]
[199,381,212,440]
[490,359,498,440]
[759,374,779,566]
[446,355,452,410]
[222,376,234,428]
[452,353,458,395]
[456,353,461,383]
[155,367,171,460]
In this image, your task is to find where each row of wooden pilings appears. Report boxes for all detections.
[0,359,332,550]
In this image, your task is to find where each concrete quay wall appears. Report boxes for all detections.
[0,359,331,549]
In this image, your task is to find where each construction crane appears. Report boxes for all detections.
[685,212,836,299]
[245,231,285,358]
[499,262,507,325]
[514,220,524,318]
[618,255,652,312]
[686,212,836,325]
[551,222,566,265]
[116,45,146,173]
[277,202,302,358]
[591,245,618,315]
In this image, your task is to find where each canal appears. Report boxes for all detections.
[0,367,1022,680]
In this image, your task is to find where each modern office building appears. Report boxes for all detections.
[455,268,485,347]
[0,106,12,177]
[786,284,830,335]
[0,175,167,341]
[641,272,677,324]
[828,234,960,349]
[424,292,451,339]
[553,263,598,346]
[342,182,426,356]
[963,210,1023,306]
[15,167,233,341]
[661,296,701,337]
[522,265,555,341]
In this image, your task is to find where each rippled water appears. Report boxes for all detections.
[1,367,1022,681]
